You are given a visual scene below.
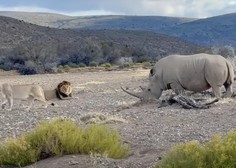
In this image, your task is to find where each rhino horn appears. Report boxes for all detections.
[121,87,143,99]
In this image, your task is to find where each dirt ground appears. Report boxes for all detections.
[0,69,236,168]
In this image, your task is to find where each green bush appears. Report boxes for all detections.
[157,131,236,168]
[142,61,152,67]
[101,63,112,68]
[0,119,129,167]
[78,63,86,68]
[119,63,130,69]
[67,62,79,68]
[56,68,64,73]
[89,61,98,67]
[57,65,64,69]
[0,64,9,71]
[0,138,37,166]
[63,65,70,71]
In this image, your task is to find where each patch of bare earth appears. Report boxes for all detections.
[0,69,236,168]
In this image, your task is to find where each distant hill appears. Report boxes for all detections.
[0,11,71,27]
[0,16,203,74]
[0,11,235,47]
[0,15,201,52]
[159,13,236,47]
[0,11,196,30]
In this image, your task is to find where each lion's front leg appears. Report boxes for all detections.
[1,99,7,109]
[1,94,8,109]
[6,96,13,111]
[25,98,34,112]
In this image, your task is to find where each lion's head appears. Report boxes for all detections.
[56,81,73,99]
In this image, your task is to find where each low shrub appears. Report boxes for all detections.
[0,138,37,166]
[78,63,86,68]
[0,64,11,71]
[56,65,64,73]
[89,61,98,67]
[16,66,37,75]
[0,118,129,167]
[157,131,236,168]
[101,63,112,68]
[119,63,130,69]
[142,61,152,67]
[57,65,64,69]
[63,65,70,72]
[67,62,79,68]
[56,68,64,73]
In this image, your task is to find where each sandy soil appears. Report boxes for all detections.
[0,69,236,168]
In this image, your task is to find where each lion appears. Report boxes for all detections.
[44,80,74,100]
[0,80,74,111]
[1,83,49,111]
[56,80,73,99]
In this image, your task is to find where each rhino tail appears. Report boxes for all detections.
[226,60,234,84]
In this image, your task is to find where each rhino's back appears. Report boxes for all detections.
[157,53,227,92]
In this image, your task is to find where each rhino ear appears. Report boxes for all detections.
[150,68,154,76]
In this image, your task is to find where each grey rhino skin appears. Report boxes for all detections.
[122,53,234,100]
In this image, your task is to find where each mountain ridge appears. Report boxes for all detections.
[0,11,196,30]
[0,11,235,47]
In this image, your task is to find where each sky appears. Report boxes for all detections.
[0,0,235,18]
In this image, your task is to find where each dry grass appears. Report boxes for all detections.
[0,118,129,167]
[80,113,127,124]
[157,131,236,168]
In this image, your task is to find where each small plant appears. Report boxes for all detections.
[78,63,86,68]
[101,63,112,68]
[0,118,129,167]
[119,63,130,69]
[89,61,98,67]
[157,131,236,168]
[56,65,64,73]
[142,61,151,66]
[57,65,64,69]
[56,68,64,73]
[142,61,152,69]
[0,64,10,71]
[63,65,70,72]
[134,63,142,66]
[0,138,37,166]
[67,62,79,68]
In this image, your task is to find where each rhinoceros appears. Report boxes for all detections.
[122,53,234,100]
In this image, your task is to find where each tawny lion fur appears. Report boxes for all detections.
[1,80,73,111]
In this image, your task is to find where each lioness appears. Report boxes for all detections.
[1,80,74,111]
[1,83,48,111]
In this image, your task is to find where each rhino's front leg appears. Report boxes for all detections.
[170,82,185,95]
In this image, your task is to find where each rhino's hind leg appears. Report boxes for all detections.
[224,83,233,98]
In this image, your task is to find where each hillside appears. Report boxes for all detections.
[0,15,201,54]
[0,11,71,27]
[0,16,203,74]
[1,11,235,47]
[0,11,196,30]
[159,13,236,47]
